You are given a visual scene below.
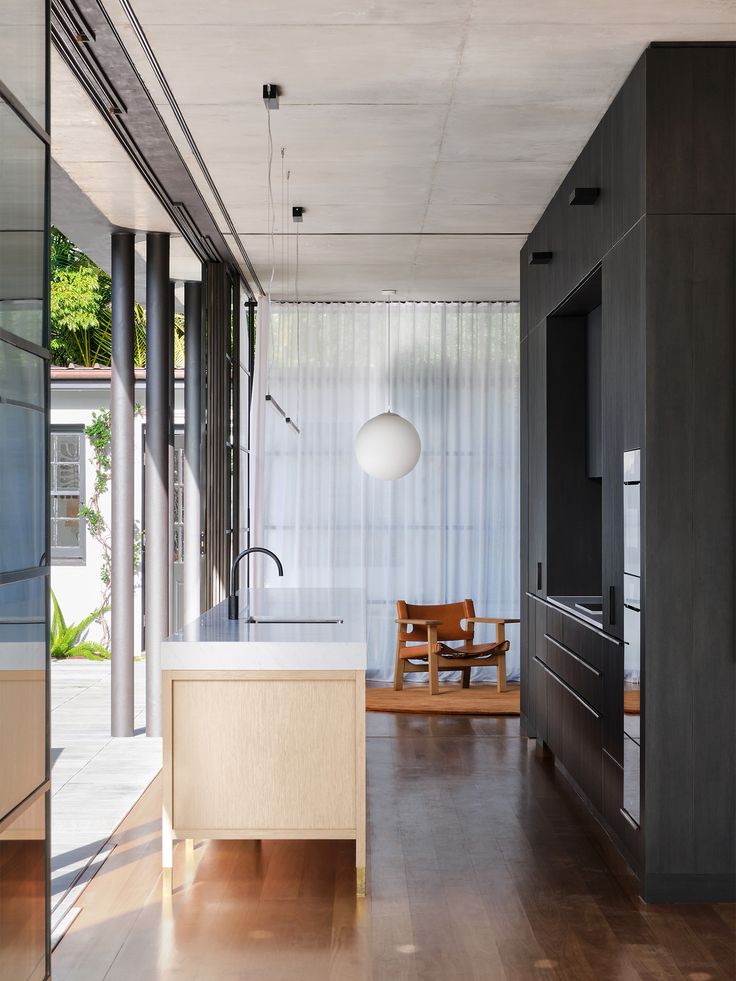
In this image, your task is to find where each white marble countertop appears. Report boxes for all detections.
[161,588,367,670]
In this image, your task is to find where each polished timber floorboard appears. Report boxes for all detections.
[53,714,735,981]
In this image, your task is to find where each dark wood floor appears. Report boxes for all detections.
[54,714,736,980]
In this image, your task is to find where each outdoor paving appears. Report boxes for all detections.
[51,659,162,910]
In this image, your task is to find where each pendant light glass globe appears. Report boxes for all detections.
[355,410,421,480]
[355,298,421,480]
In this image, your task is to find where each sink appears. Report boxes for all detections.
[246,616,344,624]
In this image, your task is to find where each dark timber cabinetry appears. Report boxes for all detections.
[520,44,736,903]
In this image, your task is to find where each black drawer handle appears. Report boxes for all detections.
[609,585,616,625]
[533,656,601,719]
[537,562,543,591]
[543,634,602,677]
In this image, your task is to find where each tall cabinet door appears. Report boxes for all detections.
[527,322,547,597]
[601,223,645,639]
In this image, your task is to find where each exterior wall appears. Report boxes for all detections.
[50,377,184,654]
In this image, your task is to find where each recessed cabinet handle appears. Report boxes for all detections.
[609,585,616,625]
[537,562,543,591]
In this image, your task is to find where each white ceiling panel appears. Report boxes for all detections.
[137,24,464,107]
[103,0,474,28]
[51,0,736,301]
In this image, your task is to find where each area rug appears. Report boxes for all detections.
[365,683,520,716]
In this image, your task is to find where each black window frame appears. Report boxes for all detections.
[49,424,86,565]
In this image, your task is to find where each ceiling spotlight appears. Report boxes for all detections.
[292,206,305,223]
[262,83,280,109]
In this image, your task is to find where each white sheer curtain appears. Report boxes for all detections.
[250,301,520,683]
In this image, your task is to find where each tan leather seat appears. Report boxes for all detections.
[394,599,519,694]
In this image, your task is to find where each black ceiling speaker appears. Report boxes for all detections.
[569,186,600,206]
[529,251,553,265]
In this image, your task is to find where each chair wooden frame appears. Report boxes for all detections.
[393,599,519,695]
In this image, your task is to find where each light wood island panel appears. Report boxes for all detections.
[162,669,366,895]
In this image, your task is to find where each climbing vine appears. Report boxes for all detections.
[79,405,143,648]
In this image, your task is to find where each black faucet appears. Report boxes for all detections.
[228,547,284,619]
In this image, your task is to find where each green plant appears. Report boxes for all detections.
[79,405,144,648]
[50,227,185,368]
[50,591,111,660]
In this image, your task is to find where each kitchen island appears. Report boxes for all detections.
[160,588,367,895]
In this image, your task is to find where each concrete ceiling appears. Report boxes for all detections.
[51,1,736,301]
[51,49,200,304]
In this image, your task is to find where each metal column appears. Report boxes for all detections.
[110,231,135,737]
[144,232,170,736]
[183,280,203,625]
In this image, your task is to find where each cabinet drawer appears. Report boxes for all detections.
[534,656,602,811]
[540,633,604,712]
[545,603,621,674]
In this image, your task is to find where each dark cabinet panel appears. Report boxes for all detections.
[546,316,602,597]
[602,750,642,869]
[534,657,603,811]
[540,634,603,714]
[521,593,537,734]
[520,243,530,340]
[601,222,644,639]
[526,218,556,329]
[527,323,546,597]
[602,643,624,765]
[645,213,736,879]
[522,43,736,903]
[646,47,735,215]
[545,602,621,674]
[601,55,645,251]
[520,336,529,596]
[531,648,548,745]
[559,126,604,293]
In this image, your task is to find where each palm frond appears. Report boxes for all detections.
[50,590,66,634]
[68,641,110,661]
[72,604,111,639]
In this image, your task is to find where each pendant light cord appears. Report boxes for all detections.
[386,301,392,413]
[266,106,276,303]
[295,219,301,423]
[264,105,275,400]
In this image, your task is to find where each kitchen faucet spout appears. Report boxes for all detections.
[228,547,284,619]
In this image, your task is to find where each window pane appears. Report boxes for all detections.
[0,339,44,409]
[0,404,45,573]
[56,436,80,462]
[0,105,45,346]
[54,519,79,549]
[54,463,78,492]
[0,0,47,127]
[55,495,79,519]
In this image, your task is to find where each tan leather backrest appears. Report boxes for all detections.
[396,599,475,642]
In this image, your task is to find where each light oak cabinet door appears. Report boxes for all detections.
[172,678,357,832]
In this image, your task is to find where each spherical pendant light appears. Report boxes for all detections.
[355,298,421,480]
[355,411,421,480]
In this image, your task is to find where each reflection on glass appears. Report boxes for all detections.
[0,403,45,574]
[0,0,46,126]
[0,103,46,346]
[0,578,46,821]
[0,339,44,407]
[0,795,47,981]
[622,450,641,825]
